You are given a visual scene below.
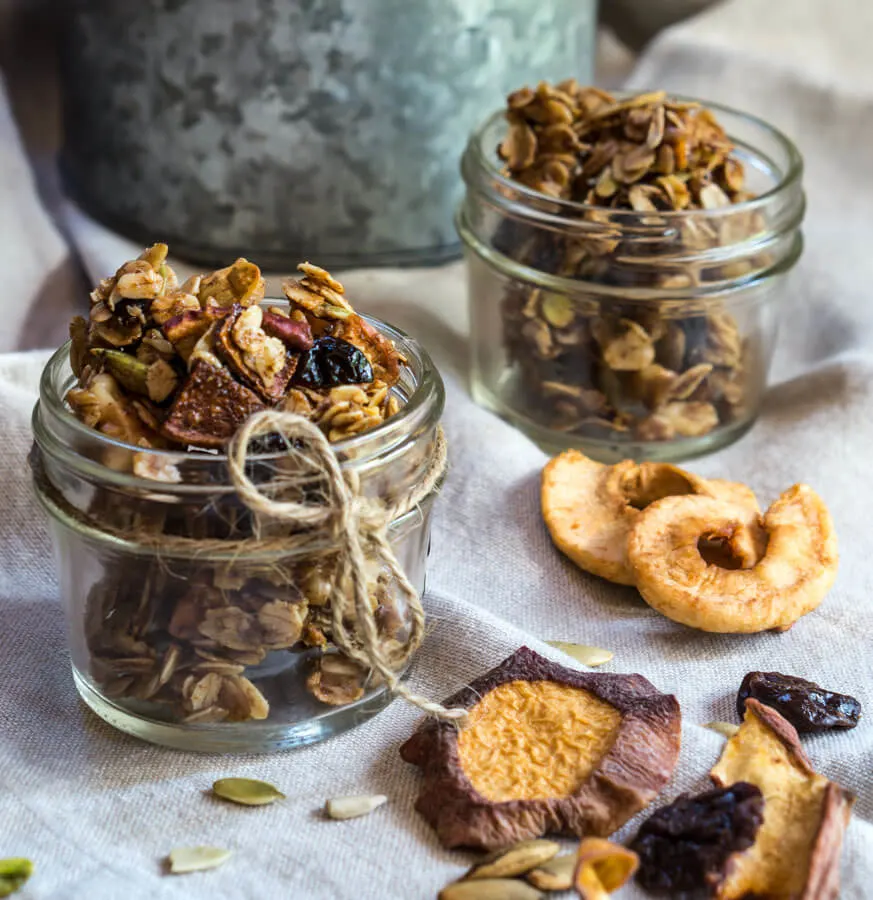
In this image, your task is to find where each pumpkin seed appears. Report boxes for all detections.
[546,641,614,667]
[526,853,577,891]
[324,794,387,820]
[440,879,544,900]
[466,839,560,881]
[0,859,33,897]
[168,846,231,874]
[540,293,575,329]
[212,777,285,807]
[703,721,740,739]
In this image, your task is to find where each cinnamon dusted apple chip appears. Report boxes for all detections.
[709,699,855,900]
[399,646,681,850]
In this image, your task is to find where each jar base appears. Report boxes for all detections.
[73,668,396,754]
[472,380,756,463]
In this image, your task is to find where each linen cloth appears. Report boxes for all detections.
[2,0,873,896]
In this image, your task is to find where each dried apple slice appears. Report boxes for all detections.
[710,698,854,899]
[627,484,837,632]
[216,305,297,402]
[400,646,680,850]
[541,450,759,585]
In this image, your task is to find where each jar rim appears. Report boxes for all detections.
[35,308,444,487]
[465,92,804,220]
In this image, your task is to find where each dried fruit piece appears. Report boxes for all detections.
[710,699,855,899]
[737,671,861,733]
[440,880,544,900]
[216,305,296,401]
[163,361,266,449]
[541,450,758,585]
[465,840,560,880]
[545,642,613,667]
[526,854,577,891]
[400,647,680,850]
[627,484,838,632]
[0,859,33,897]
[212,777,286,807]
[294,337,374,388]
[324,794,388,820]
[167,846,231,874]
[574,838,638,900]
[630,782,764,897]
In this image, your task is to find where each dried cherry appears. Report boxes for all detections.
[293,337,374,388]
[630,782,764,899]
[737,671,861,733]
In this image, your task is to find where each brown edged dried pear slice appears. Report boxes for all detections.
[627,484,837,633]
[399,646,680,850]
[541,450,759,585]
[710,699,854,900]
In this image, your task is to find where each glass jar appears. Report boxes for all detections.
[457,100,805,462]
[31,311,445,753]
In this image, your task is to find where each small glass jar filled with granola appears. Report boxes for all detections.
[31,247,446,753]
[458,83,805,461]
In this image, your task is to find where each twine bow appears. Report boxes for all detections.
[228,410,466,723]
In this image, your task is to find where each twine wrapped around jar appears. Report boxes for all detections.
[31,409,466,723]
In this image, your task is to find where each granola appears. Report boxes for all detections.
[65,246,412,722]
[495,84,763,445]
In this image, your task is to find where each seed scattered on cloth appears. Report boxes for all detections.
[212,777,285,806]
[324,794,388,820]
[167,846,231,875]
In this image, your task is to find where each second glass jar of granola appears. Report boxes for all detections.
[31,313,444,754]
[457,96,805,461]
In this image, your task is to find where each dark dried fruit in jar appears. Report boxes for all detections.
[216,305,297,402]
[162,361,266,449]
[293,337,374,388]
[736,671,861,733]
[400,646,681,850]
[630,782,764,898]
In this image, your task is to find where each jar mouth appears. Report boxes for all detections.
[465,93,804,222]
[35,308,444,486]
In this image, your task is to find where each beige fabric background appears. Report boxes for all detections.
[1,0,872,897]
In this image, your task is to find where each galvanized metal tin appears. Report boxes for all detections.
[59,0,596,269]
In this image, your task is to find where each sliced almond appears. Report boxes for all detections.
[324,794,387,820]
[546,642,613,668]
[466,840,559,880]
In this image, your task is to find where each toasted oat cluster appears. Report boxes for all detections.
[67,244,403,450]
[495,84,759,443]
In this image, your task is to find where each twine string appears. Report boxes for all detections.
[227,410,465,722]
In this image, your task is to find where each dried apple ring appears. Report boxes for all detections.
[541,450,759,585]
[627,484,838,633]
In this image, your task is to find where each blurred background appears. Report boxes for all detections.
[0,0,718,350]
